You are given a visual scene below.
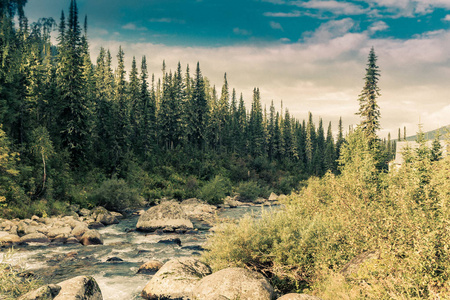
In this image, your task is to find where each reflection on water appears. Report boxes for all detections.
[1,205,278,300]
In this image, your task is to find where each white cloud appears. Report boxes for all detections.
[364,0,450,18]
[149,18,185,24]
[270,21,283,30]
[369,21,389,33]
[264,10,302,17]
[304,18,356,42]
[297,0,367,15]
[122,23,147,31]
[89,28,450,139]
[443,14,450,21]
[233,28,252,36]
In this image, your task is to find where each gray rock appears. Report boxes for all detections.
[54,275,102,300]
[277,293,323,300]
[20,232,50,244]
[0,234,20,245]
[96,213,119,226]
[18,284,61,300]
[47,226,72,239]
[136,201,193,232]
[192,267,274,300]
[79,208,91,216]
[79,230,103,246]
[72,223,89,239]
[137,261,163,274]
[141,257,211,299]
[66,236,80,244]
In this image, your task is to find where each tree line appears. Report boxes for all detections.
[0,0,396,215]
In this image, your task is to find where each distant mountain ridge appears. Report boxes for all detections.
[402,125,450,142]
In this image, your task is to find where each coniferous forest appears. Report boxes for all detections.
[0,0,395,217]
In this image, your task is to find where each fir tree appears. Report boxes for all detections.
[357,47,381,145]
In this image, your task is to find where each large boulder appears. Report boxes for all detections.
[54,275,102,300]
[192,267,274,300]
[18,284,61,300]
[79,230,103,246]
[277,294,323,300]
[136,201,193,232]
[141,257,211,299]
[20,232,50,244]
[72,223,89,239]
[91,207,119,226]
[0,234,20,246]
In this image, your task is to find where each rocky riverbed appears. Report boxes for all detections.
[0,197,284,299]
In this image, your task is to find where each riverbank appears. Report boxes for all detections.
[0,198,281,299]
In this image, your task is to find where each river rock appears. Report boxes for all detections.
[20,232,50,244]
[192,267,274,300]
[18,284,61,300]
[106,257,123,262]
[54,275,103,300]
[87,221,105,229]
[136,201,193,232]
[141,257,211,299]
[137,261,164,274]
[79,208,91,216]
[79,230,103,246]
[157,237,181,246]
[181,198,216,216]
[72,223,89,238]
[0,234,20,245]
[91,207,119,226]
[277,294,323,300]
[268,192,278,201]
[47,226,72,239]
[96,213,119,226]
[66,236,80,244]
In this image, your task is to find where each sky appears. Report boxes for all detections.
[24,0,450,139]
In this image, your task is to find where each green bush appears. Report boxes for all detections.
[199,175,231,204]
[235,180,269,201]
[204,130,450,299]
[89,178,143,211]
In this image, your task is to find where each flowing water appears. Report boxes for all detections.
[1,205,277,300]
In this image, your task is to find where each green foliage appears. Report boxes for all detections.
[88,178,142,211]
[199,175,231,204]
[235,180,268,201]
[204,130,450,299]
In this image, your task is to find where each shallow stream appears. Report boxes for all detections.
[2,205,276,299]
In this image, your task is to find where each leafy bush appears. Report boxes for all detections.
[204,130,450,298]
[235,180,269,201]
[89,178,143,211]
[199,175,231,204]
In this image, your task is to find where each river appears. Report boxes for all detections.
[2,205,276,299]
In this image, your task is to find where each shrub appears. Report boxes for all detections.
[203,131,450,298]
[89,178,143,211]
[235,180,269,201]
[199,175,231,204]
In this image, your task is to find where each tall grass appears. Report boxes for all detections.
[0,249,42,299]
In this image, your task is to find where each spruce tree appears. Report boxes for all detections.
[357,47,381,145]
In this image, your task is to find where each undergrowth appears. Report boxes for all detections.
[203,129,450,299]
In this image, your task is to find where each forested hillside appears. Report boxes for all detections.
[0,0,395,217]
